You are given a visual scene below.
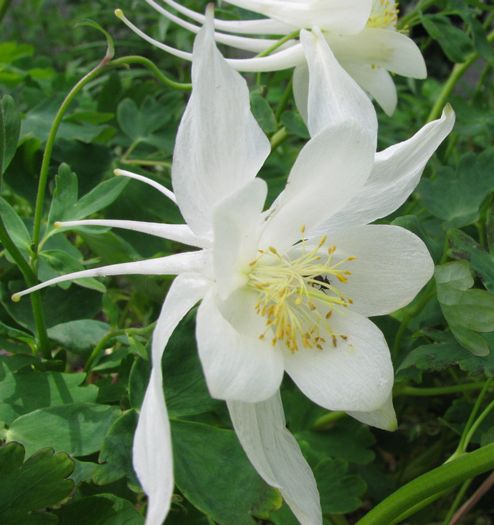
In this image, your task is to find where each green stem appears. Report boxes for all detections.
[443,479,473,525]
[275,78,293,122]
[111,56,191,91]
[0,0,12,23]
[454,380,492,456]
[397,0,437,30]
[32,55,190,251]
[390,489,450,525]
[85,323,155,372]
[32,61,110,250]
[313,411,346,430]
[270,127,288,149]
[355,444,494,525]
[0,219,49,356]
[256,31,300,58]
[462,399,494,451]
[395,382,490,397]
[427,29,494,122]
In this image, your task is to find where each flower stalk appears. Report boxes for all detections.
[355,443,494,525]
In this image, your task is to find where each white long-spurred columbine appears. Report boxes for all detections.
[116,0,426,115]
[14,15,454,525]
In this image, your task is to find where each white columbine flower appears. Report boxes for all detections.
[116,0,426,114]
[15,16,454,525]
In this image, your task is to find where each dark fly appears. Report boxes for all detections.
[312,275,331,292]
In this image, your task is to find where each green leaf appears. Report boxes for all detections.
[55,494,143,525]
[0,443,73,523]
[47,163,78,225]
[0,197,31,259]
[92,410,138,486]
[448,229,494,293]
[3,282,102,330]
[298,419,375,466]
[0,42,34,64]
[281,110,310,139]
[117,97,169,142]
[164,311,221,418]
[6,403,120,456]
[397,342,470,374]
[435,262,494,356]
[250,91,277,134]
[435,261,473,295]
[418,151,494,228]
[21,100,107,144]
[315,458,366,514]
[0,361,98,424]
[47,319,110,354]
[38,249,106,293]
[70,176,129,220]
[172,420,280,525]
[421,14,473,63]
[0,95,21,176]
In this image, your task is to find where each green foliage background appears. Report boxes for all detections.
[0,0,493,524]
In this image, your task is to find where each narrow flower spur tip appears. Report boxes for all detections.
[53,221,62,228]
[114,8,124,19]
[11,293,21,303]
[114,169,123,176]
[443,102,455,117]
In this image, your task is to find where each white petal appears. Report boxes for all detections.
[228,392,322,525]
[12,251,208,301]
[292,63,310,125]
[196,289,284,402]
[327,225,434,317]
[161,0,295,34]
[301,28,377,141]
[226,43,306,72]
[144,0,292,53]
[57,220,209,248]
[329,28,427,79]
[262,122,374,249]
[348,394,397,431]
[311,106,455,233]
[133,274,210,525]
[284,308,393,412]
[115,169,176,204]
[119,10,305,74]
[343,64,397,116]
[213,179,267,298]
[115,9,193,62]
[225,0,373,34]
[172,19,270,238]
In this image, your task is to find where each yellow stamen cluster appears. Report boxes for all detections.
[367,0,399,29]
[246,235,356,353]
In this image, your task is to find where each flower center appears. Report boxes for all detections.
[246,234,355,352]
[367,0,398,29]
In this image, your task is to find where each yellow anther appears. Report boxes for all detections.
[246,236,353,352]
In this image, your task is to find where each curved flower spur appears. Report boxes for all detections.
[116,0,426,115]
[14,13,454,525]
